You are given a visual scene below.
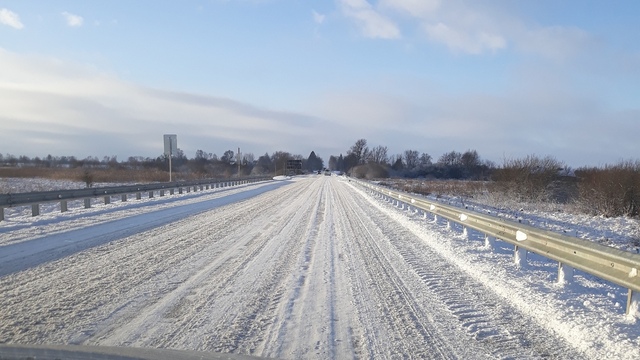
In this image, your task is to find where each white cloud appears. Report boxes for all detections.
[62,11,84,27]
[312,10,325,24]
[0,8,24,29]
[379,0,440,17]
[424,22,506,54]
[0,49,333,159]
[361,1,596,59]
[338,0,401,39]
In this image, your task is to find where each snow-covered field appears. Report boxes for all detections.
[0,176,638,359]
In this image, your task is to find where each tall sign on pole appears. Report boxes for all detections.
[163,134,177,182]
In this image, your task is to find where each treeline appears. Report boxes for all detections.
[327,139,493,180]
[330,139,640,218]
[0,149,325,179]
[2,141,639,218]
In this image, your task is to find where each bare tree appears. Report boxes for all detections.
[403,150,420,170]
[368,145,388,164]
[221,150,235,163]
[348,139,369,166]
[418,153,432,167]
[243,152,255,165]
[493,154,564,202]
[461,150,480,169]
[271,151,292,175]
[437,151,462,167]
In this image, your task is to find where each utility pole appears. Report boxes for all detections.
[237,147,241,176]
[169,137,173,182]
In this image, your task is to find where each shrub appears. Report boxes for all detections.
[351,163,389,179]
[575,161,640,217]
[492,155,565,202]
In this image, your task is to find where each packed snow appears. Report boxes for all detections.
[0,175,638,359]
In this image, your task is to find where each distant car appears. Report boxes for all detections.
[324,170,331,176]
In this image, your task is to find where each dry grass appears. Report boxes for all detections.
[377,179,490,199]
[0,167,213,185]
[574,161,640,217]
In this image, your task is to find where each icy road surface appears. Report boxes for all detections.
[0,176,638,359]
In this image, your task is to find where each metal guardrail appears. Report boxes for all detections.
[0,176,271,221]
[353,179,640,316]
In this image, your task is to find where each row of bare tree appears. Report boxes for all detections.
[328,139,493,180]
[331,139,640,217]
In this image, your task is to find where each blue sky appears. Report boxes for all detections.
[1,0,639,167]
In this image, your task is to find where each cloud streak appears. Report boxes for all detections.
[62,11,84,27]
[0,8,24,29]
[338,0,401,39]
[312,10,325,24]
[424,22,505,54]
[0,49,337,160]
[341,1,597,60]
[0,45,636,167]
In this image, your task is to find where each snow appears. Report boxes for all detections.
[0,176,638,359]
[441,193,640,254]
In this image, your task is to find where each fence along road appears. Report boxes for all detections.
[0,176,270,221]
[353,179,640,317]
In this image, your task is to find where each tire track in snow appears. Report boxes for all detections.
[349,182,586,359]
[259,177,363,359]
[0,176,590,358]
[331,181,460,359]
[0,182,294,346]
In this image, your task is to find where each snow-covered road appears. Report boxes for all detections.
[0,176,638,359]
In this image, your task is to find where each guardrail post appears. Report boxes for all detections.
[121,194,127,202]
[200,185,203,191]
[178,188,183,194]
[484,235,495,250]
[84,198,91,209]
[557,262,574,284]
[149,191,154,198]
[462,226,468,239]
[627,290,639,317]
[31,204,40,216]
[514,245,527,268]
[0,207,4,221]
[104,196,110,205]
[60,201,68,213]
[136,192,141,200]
